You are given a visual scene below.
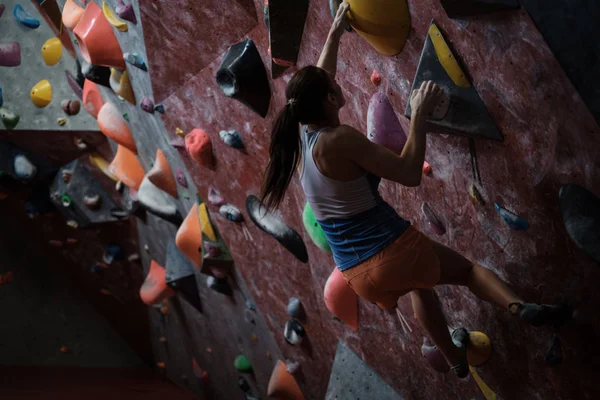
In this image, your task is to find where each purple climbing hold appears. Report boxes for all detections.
[285,359,301,375]
[0,4,5,18]
[495,203,529,231]
[140,96,154,113]
[61,100,81,116]
[170,137,185,148]
[208,187,225,206]
[0,42,21,67]
[220,204,243,222]
[421,337,450,373]
[421,202,446,235]
[176,167,188,188]
[367,91,407,154]
[123,52,147,71]
[115,0,136,24]
[65,70,83,100]
[204,241,221,258]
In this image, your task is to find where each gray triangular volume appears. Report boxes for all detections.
[559,184,600,264]
[404,20,503,142]
[441,0,519,18]
[326,341,405,400]
[165,240,202,312]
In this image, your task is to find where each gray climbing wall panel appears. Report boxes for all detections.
[325,341,405,400]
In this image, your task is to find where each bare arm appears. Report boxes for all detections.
[337,81,443,186]
[317,1,350,77]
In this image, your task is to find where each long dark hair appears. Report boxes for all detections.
[261,66,333,210]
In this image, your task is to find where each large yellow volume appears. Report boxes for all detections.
[428,23,471,88]
[346,0,410,56]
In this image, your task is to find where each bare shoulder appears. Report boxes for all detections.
[321,125,367,150]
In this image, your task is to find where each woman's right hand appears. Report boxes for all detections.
[410,81,443,121]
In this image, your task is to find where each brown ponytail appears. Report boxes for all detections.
[261,66,333,210]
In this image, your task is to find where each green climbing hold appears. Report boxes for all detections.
[302,202,331,253]
[234,355,252,373]
[61,194,72,207]
[0,107,20,130]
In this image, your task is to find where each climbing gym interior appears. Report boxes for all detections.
[1,0,599,399]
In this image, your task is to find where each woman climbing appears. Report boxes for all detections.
[261,2,573,378]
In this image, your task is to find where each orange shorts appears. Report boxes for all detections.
[342,226,441,310]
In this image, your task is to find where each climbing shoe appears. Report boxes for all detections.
[450,327,469,379]
[509,302,573,327]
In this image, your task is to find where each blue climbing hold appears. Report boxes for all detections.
[154,104,165,114]
[123,52,148,71]
[219,130,244,149]
[495,203,529,231]
[103,243,125,264]
[13,4,40,28]
[220,204,243,222]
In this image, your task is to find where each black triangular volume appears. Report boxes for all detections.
[268,0,309,79]
[166,240,202,311]
[404,20,503,142]
[559,184,600,264]
[440,0,519,18]
[245,195,309,263]
[216,39,271,118]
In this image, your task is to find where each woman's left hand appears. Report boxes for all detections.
[331,1,351,36]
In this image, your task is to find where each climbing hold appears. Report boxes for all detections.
[192,358,208,380]
[60,346,71,354]
[422,161,432,176]
[123,52,147,71]
[49,240,63,247]
[90,263,107,273]
[286,359,301,375]
[60,194,72,207]
[159,336,167,344]
[199,203,217,242]
[165,240,202,311]
[185,129,214,168]
[441,0,520,18]
[140,96,154,113]
[62,0,84,30]
[82,79,104,119]
[370,70,382,87]
[0,5,4,18]
[0,271,14,285]
[62,169,73,183]
[128,253,140,262]
[14,155,37,181]
[97,102,137,153]
[208,187,225,206]
[89,152,118,181]
[234,355,252,373]
[466,331,493,367]
[83,193,101,210]
[469,184,485,205]
[204,241,221,259]
[367,91,407,154]
[176,203,202,268]
[13,4,40,28]
[66,70,83,100]
[219,130,244,149]
[216,39,271,118]
[495,203,529,231]
[41,37,63,66]
[559,184,600,263]
[31,80,53,108]
[544,333,562,366]
[170,137,185,149]
[103,243,124,264]
[246,195,309,263]
[284,319,306,346]
[431,90,451,120]
[81,61,112,88]
[115,0,136,24]
[66,220,79,228]
[287,297,305,320]
[108,145,145,190]
[156,362,165,369]
[239,376,251,392]
[139,260,175,305]
[0,86,2,107]
[324,267,358,330]
[0,42,21,67]
[219,204,243,222]
[73,2,126,69]
[176,168,188,188]
[207,276,232,296]
[101,1,128,31]
[109,68,135,104]
[421,338,450,373]
[421,202,446,235]
[405,21,502,141]
[267,0,309,78]
[0,107,20,130]
[154,104,165,114]
[175,128,184,137]
[66,238,78,245]
[147,150,178,198]
[61,100,81,116]
[138,176,182,225]
[268,360,304,399]
[302,202,331,253]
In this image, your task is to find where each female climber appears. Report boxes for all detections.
[261,1,572,378]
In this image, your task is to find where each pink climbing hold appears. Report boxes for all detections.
[324,267,358,331]
[140,96,154,113]
[367,91,406,154]
[208,187,225,206]
[176,167,188,188]
[115,0,136,24]
[0,42,21,67]
[422,161,432,176]
[370,70,382,87]
[185,129,214,168]
[421,202,446,235]
[273,58,295,67]
[421,338,450,373]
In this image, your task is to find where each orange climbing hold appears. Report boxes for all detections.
[98,102,137,153]
[147,149,178,198]
[192,358,208,380]
[324,267,358,331]
[108,145,145,191]
[139,260,175,305]
[422,161,432,176]
[176,203,202,268]
[185,129,214,168]
[60,346,71,354]
[62,0,84,30]
[82,79,104,119]
[267,360,304,400]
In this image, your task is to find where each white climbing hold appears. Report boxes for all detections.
[137,176,178,219]
[13,155,37,181]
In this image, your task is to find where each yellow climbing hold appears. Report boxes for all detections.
[467,331,492,366]
[199,202,217,242]
[469,366,497,400]
[102,1,128,32]
[30,80,52,108]
[176,127,184,137]
[41,37,63,66]
[57,117,67,126]
[89,152,118,182]
[428,23,470,88]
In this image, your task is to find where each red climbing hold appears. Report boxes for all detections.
[185,129,214,169]
[370,70,382,87]
[422,161,432,176]
[268,360,304,399]
[192,358,208,380]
